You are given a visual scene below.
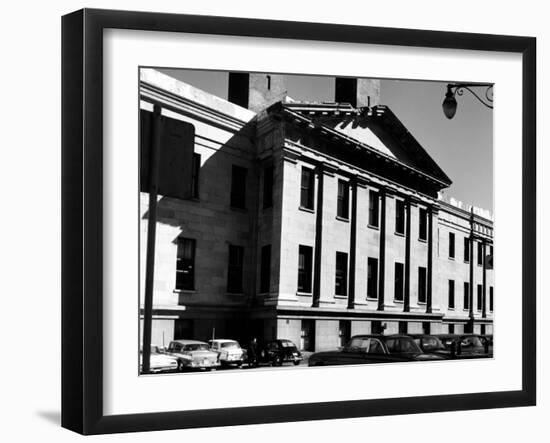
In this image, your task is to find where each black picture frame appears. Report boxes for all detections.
[61,8,536,435]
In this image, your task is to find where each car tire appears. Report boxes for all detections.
[272,356,282,366]
[293,360,300,366]
[177,360,186,372]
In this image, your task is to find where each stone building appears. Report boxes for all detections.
[139,68,494,352]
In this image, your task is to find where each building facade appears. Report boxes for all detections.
[139,69,494,352]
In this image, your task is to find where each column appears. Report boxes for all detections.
[312,165,324,308]
[482,240,487,318]
[404,198,412,312]
[426,206,434,314]
[378,189,387,311]
[347,178,358,309]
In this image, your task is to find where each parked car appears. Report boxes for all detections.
[408,334,451,359]
[208,339,244,367]
[437,334,491,359]
[244,339,303,367]
[308,334,445,367]
[139,344,178,373]
[166,339,220,371]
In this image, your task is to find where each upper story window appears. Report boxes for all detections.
[337,180,349,219]
[463,282,470,310]
[297,245,313,293]
[191,153,201,199]
[176,237,196,291]
[477,284,483,310]
[227,245,244,293]
[464,237,470,262]
[300,167,315,210]
[395,199,405,235]
[477,242,483,266]
[230,165,247,209]
[367,257,378,299]
[448,280,455,308]
[368,190,380,228]
[394,262,404,301]
[335,252,348,296]
[418,266,427,303]
[263,165,273,209]
[418,207,428,241]
[449,232,455,259]
[490,287,494,311]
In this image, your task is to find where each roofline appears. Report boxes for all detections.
[268,102,452,189]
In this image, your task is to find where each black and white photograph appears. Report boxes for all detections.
[139,68,495,375]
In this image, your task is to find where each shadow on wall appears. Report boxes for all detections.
[140,115,268,343]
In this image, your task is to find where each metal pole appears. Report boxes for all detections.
[142,105,163,374]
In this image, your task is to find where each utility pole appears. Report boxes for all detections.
[141,104,163,374]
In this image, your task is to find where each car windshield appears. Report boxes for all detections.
[420,337,446,351]
[182,344,209,351]
[385,337,422,354]
[279,341,296,348]
[460,336,484,348]
[221,341,240,349]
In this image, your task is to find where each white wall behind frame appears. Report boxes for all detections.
[0,2,544,443]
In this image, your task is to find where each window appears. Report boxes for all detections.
[477,242,483,265]
[176,238,196,291]
[191,153,201,199]
[448,280,455,308]
[395,200,405,234]
[449,232,455,259]
[367,257,378,299]
[263,165,273,209]
[419,207,428,240]
[463,282,470,310]
[464,237,470,262]
[418,266,427,303]
[300,167,315,210]
[260,245,271,293]
[490,286,494,311]
[449,324,455,334]
[227,245,244,293]
[297,245,313,293]
[477,284,483,311]
[394,262,404,301]
[368,190,379,227]
[335,252,348,296]
[230,165,247,209]
[266,74,271,90]
[337,180,349,219]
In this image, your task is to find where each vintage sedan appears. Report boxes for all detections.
[208,339,244,367]
[139,345,178,373]
[308,334,445,367]
[437,334,491,359]
[408,334,451,359]
[166,339,220,371]
[244,339,303,367]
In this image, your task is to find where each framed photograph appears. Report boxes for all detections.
[61,8,536,435]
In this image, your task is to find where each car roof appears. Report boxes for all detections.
[170,339,207,345]
[209,339,238,343]
[350,334,412,340]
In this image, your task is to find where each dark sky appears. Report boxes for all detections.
[158,69,493,211]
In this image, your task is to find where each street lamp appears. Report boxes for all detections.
[442,83,494,119]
